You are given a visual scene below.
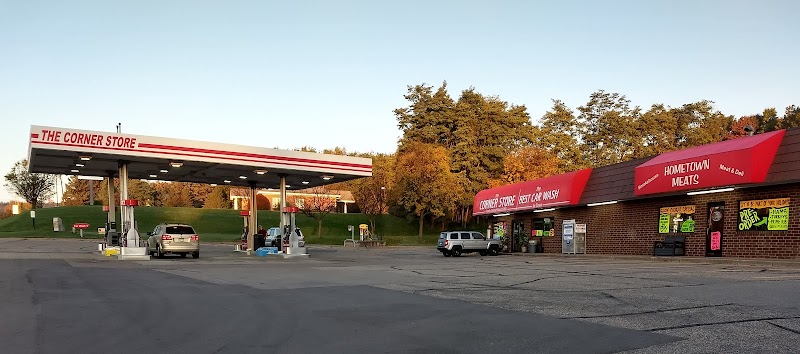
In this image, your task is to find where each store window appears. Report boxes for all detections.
[658,205,696,234]
[738,198,789,231]
[532,217,555,237]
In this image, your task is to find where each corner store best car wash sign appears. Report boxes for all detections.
[473,169,592,216]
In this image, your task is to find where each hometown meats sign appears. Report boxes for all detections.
[473,169,592,216]
[634,130,785,196]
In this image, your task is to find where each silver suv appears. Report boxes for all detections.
[437,231,500,257]
[146,223,200,259]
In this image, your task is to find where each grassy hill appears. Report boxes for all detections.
[0,206,485,245]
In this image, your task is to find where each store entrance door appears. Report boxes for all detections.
[511,221,525,253]
[706,202,725,257]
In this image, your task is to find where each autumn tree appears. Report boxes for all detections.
[4,160,55,208]
[395,83,535,225]
[203,186,232,209]
[394,142,460,239]
[728,115,760,140]
[351,154,394,236]
[294,186,338,238]
[488,147,560,187]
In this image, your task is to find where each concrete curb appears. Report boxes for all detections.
[507,252,800,268]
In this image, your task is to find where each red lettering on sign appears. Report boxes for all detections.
[710,231,721,251]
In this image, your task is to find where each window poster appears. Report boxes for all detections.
[738,198,790,231]
[533,217,555,237]
[493,222,506,240]
[659,205,696,234]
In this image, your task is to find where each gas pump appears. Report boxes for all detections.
[240,210,250,250]
[120,199,139,247]
[282,206,307,255]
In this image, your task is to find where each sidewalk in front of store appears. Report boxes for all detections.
[508,251,800,268]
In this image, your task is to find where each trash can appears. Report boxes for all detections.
[528,240,537,253]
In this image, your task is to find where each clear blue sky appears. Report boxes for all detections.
[1,0,798,202]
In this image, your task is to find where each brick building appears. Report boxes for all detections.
[475,128,800,259]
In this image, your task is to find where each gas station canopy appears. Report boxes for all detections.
[27,125,372,187]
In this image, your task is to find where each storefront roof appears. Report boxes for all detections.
[472,169,593,216]
[634,130,785,196]
[27,125,372,188]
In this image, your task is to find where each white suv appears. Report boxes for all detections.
[437,231,500,257]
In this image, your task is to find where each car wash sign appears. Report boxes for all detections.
[473,169,592,216]
[634,130,785,196]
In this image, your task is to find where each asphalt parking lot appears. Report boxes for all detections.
[1,238,799,353]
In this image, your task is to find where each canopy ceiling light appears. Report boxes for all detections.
[79,155,92,161]
[223,180,231,183]
[321,175,334,180]
[239,175,247,179]
[687,187,735,196]
[159,169,169,173]
[210,184,218,187]
[75,163,84,167]
[302,181,310,184]
[492,213,511,217]
[169,162,183,168]
[285,185,291,188]
[587,200,618,207]
[254,169,267,175]
[70,169,79,173]
[534,208,556,213]
[149,174,157,178]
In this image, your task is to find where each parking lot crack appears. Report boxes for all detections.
[563,303,735,319]
[646,315,800,332]
[765,320,800,335]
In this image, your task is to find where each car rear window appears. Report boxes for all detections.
[165,226,195,234]
[439,233,446,239]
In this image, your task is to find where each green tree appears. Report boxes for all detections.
[4,160,55,208]
[637,104,679,157]
[781,105,800,129]
[395,142,460,239]
[395,82,457,147]
[758,108,779,133]
[536,99,586,171]
[61,176,102,206]
[578,90,642,167]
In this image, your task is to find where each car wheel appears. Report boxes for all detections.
[192,251,199,259]
[156,245,164,259]
[180,253,187,258]
[443,250,452,257]
[488,246,499,256]
[479,251,488,256]
[451,247,462,257]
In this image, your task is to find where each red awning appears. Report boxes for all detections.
[634,130,786,196]
[473,169,593,216]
